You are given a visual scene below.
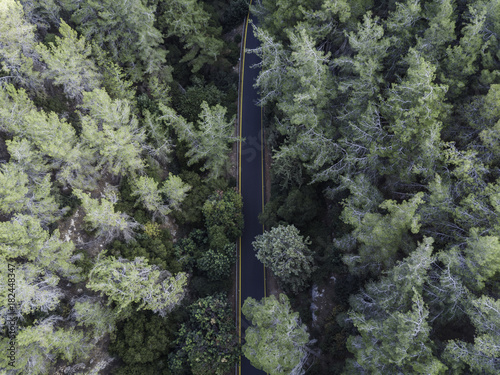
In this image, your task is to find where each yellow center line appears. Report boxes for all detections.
[238,4,251,375]
[261,106,266,298]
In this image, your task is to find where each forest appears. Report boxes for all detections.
[1,0,500,374]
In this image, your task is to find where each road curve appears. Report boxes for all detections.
[237,10,267,375]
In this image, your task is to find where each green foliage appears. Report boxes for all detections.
[143,222,161,237]
[242,294,311,375]
[110,310,176,375]
[173,171,228,225]
[197,244,236,280]
[87,256,187,316]
[73,298,118,339]
[202,188,244,247]
[173,77,225,123]
[0,215,79,279]
[91,42,135,101]
[346,238,447,374]
[67,0,166,81]
[0,317,90,375]
[0,0,40,90]
[260,186,320,228]
[169,294,240,375]
[110,228,181,273]
[74,188,139,243]
[130,174,191,222]
[159,0,224,72]
[221,0,249,31]
[339,189,424,275]
[79,88,145,177]
[174,228,208,272]
[36,20,100,101]
[174,101,238,179]
[253,225,315,294]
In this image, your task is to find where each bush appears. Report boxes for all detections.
[168,294,240,375]
[197,244,236,280]
[202,188,243,246]
[173,171,228,225]
[174,229,208,272]
[110,310,176,375]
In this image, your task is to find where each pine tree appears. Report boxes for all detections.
[74,189,139,243]
[36,21,100,101]
[0,0,41,90]
[242,294,311,375]
[87,256,187,316]
[253,225,315,293]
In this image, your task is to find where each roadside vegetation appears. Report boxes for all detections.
[2,0,500,374]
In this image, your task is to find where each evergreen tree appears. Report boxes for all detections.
[253,225,315,293]
[87,256,187,316]
[159,0,224,72]
[74,189,139,243]
[242,294,311,375]
[67,0,166,81]
[36,20,100,101]
[0,0,41,90]
[346,238,447,374]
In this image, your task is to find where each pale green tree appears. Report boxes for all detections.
[346,292,447,374]
[177,101,237,179]
[415,0,456,63]
[0,162,29,215]
[162,173,191,211]
[72,298,119,340]
[253,225,314,293]
[242,294,311,375]
[0,85,98,189]
[346,238,447,374]
[385,0,422,56]
[340,188,424,275]
[74,189,139,243]
[0,262,62,318]
[0,85,78,165]
[131,175,170,219]
[67,0,166,81]
[439,230,500,291]
[87,256,187,316]
[0,0,41,90]
[380,49,449,180]
[5,138,49,181]
[441,4,487,97]
[443,295,500,374]
[334,12,391,112]
[131,174,190,221]
[19,0,61,30]
[249,25,288,105]
[0,316,90,375]
[79,89,145,176]
[36,20,101,101]
[0,214,79,278]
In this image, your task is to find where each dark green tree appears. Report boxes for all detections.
[169,294,240,375]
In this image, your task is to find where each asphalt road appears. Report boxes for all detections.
[238,13,267,375]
